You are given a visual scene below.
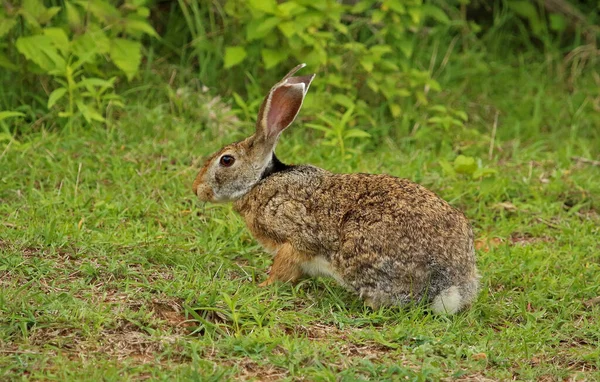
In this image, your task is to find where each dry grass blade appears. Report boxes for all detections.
[572,156,600,167]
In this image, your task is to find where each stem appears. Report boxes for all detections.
[66,65,74,133]
[338,128,345,159]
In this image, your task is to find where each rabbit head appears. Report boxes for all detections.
[193,64,315,203]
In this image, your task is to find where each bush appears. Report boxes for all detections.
[168,0,466,155]
[0,0,157,128]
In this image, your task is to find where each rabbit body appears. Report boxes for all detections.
[193,64,479,314]
[234,162,478,314]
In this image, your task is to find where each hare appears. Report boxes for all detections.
[193,64,479,314]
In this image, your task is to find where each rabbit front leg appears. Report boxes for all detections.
[259,243,308,287]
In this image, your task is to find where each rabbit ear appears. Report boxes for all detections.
[255,64,315,145]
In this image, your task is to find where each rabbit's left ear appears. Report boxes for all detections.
[255,64,315,144]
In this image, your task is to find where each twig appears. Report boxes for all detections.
[583,296,600,308]
[75,162,82,198]
[571,156,600,167]
[535,217,561,229]
[488,111,499,160]
[0,349,45,355]
[428,39,438,75]
[433,36,458,79]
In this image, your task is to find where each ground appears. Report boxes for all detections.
[1,50,599,380]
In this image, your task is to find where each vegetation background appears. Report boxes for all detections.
[1,0,599,380]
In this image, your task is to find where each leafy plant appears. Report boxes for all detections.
[306,105,372,160]
[439,154,497,180]
[0,0,158,128]
[426,105,469,131]
[169,0,457,128]
[221,0,452,118]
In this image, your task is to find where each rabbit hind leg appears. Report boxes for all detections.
[259,242,309,287]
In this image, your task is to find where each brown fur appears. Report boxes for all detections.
[192,64,479,313]
[233,166,478,310]
[258,242,309,287]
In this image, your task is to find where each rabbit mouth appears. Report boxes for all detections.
[194,182,215,202]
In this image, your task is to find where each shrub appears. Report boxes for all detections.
[170,0,463,154]
[212,0,451,117]
[0,0,157,128]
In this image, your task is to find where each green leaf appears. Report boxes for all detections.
[366,79,379,93]
[277,2,306,17]
[421,4,450,24]
[77,78,115,89]
[332,22,348,35]
[340,106,356,127]
[344,128,371,139]
[351,0,373,14]
[453,155,477,175]
[453,110,468,121]
[248,0,277,14]
[109,38,141,81]
[0,18,17,38]
[22,0,45,20]
[75,0,119,23]
[47,88,67,109]
[427,78,441,92]
[303,48,327,67]
[332,94,355,109]
[16,35,66,72]
[72,30,110,57]
[371,9,385,24]
[261,49,288,69]
[507,1,542,35]
[232,92,248,110]
[65,1,82,27]
[136,6,150,17]
[438,159,456,178]
[473,167,498,179]
[369,45,392,59]
[72,29,110,66]
[360,57,374,73]
[43,28,70,56]
[549,13,567,32]
[0,133,14,142]
[125,15,159,37]
[389,104,401,118]
[277,21,296,38]
[19,0,43,29]
[224,46,247,69]
[398,40,413,58]
[76,100,105,123]
[386,0,406,14]
[247,17,280,41]
[305,123,332,134]
[408,8,422,24]
[0,111,25,121]
[0,53,19,71]
[39,6,62,24]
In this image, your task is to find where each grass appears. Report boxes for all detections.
[1,44,600,380]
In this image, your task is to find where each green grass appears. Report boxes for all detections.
[1,48,599,380]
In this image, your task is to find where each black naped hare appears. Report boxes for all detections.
[192,64,479,314]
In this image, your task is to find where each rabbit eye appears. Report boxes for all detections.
[219,155,235,167]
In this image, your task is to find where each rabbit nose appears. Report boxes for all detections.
[193,179,215,202]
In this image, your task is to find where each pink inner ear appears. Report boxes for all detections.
[266,84,304,139]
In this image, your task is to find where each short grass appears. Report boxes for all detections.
[1,48,599,380]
